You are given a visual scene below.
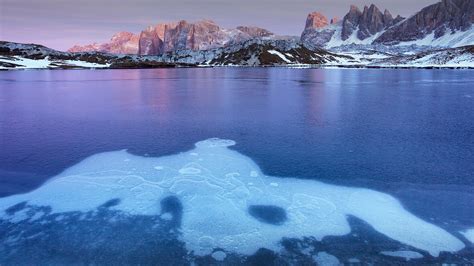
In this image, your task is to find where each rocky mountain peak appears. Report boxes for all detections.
[236,26,274,37]
[375,0,474,44]
[358,4,396,39]
[341,3,400,41]
[301,12,337,49]
[305,12,329,29]
[137,20,275,55]
[110,32,136,42]
[349,5,361,13]
[341,5,363,40]
[68,32,139,54]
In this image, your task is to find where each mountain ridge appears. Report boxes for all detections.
[302,0,473,48]
[69,20,275,56]
[67,0,473,55]
[2,40,474,69]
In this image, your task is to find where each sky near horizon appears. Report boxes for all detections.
[1,0,438,51]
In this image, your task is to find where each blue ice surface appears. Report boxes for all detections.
[0,68,473,263]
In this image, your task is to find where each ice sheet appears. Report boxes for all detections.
[0,138,465,257]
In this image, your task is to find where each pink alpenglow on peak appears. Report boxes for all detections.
[305,12,329,30]
[69,20,274,56]
[68,32,139,55]
[140,20,275,55]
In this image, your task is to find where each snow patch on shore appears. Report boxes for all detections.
[0,56,110,69]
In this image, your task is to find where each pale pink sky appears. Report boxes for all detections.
[0,0,438,51]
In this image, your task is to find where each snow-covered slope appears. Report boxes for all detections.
[371,45,474,68]
[144,38,352,66]
[395,26,474,48]
[0,56,110,69]
[0,41,189,70]
[303,20,474,51]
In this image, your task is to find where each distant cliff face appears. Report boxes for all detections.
[70,20,274,55]
[301,12,339,48]
[139,20,275,55]
[375,0,474,44]
[138,26,164,55]
[68,32,139,54]
[305,12,329,29]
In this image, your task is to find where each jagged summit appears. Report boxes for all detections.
[70,19,274,55]
[375,0,474,44]
[301,0,473,49]
[341,3,400,41]
[68,1,474,55]
[69,31,140,54]
[305,12,330,29]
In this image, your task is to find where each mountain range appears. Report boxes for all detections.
[68,0,474,55]
[69,21,275,55]
[1,0,474,69]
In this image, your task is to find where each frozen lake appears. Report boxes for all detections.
[0,68,473,264]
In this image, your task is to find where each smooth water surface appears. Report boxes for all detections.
[0,68,473,264]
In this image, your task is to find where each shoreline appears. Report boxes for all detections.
[2,64,473,71]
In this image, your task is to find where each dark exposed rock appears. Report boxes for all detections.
[393,15,405,25]
[342,4,400,41]
[342,5,363,40]
[357,5,394,40]
[375,0,474,44]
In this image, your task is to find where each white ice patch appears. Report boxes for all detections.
[312,252,340,266]
[211,250,227,261]
[380,250,423,261]
[461,229,474,244]
[0,138,465,257]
